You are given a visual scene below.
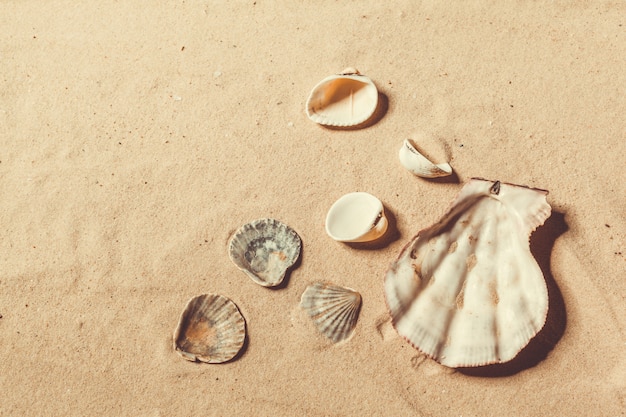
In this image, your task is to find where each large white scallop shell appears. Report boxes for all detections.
[384,178,551,367]
[399,139,452,178]
[306,68,378,127]
[325,192,388,243]
[229,218,302,287]
[300,282,362,343]
[173,293,246,363]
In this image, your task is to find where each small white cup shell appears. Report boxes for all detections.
[398,139,452,178]
[325,192,388,243]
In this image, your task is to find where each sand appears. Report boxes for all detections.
[1,1,624,416]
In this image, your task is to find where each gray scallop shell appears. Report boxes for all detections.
[300,282,362,343]
[173,293,246,363]
[229,218,302,287]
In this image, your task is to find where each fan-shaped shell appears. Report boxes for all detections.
[229,218,302,287]
[306,68,378,127]
[300,282,362,343]
[173,293,246,363]
[325,192,388,243]
[384,178,551,367]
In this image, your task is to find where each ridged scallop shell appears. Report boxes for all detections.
[229,218,302,287]
[399,139,452,178]
[300,282,362,343]
[173,293,246,363]
[325,192,388,243]
[306,68,378,127]
[384,178,551,367]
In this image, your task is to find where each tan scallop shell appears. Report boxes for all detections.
[173,293,246,363]
[384,178,551,367]
[305,68,378,127]
[300,282,362,343]
[229,218,302,287]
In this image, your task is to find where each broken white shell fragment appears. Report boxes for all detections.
[325,192,388,243]
[384,178,551,368]
[173,293,246,363]
[306,68,378,127]
[229,218,302,287]
[399,139,452,178]
[300,282,362,343]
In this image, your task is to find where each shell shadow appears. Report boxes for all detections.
[322,92,389,131]
[346,205,400,250]
[423,169,461,185]
[457,211,568,377]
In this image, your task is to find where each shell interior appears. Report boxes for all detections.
[173,293,246,364]
[300,282,362,343]
[325,192,387,243]
[306,70,378,127]
[229,218,302,287]
[398,138,452,178]
[384,178,551,367]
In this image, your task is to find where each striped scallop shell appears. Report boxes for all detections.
[229,218,302,287]
[300,282,362,343]
[173,294,246,363]
[384,178,551,367]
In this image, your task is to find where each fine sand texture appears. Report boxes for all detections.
[1,2,624,416]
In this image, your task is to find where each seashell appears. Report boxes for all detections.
[399,138,452,178]
[325,192,388,243]
[229,218,302,287]
[173,293,246,363]
[384,178,551,367]
[306,68,378,127]
[300,282,362,343]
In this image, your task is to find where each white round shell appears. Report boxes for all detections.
[300,282,362,343]
[384,179,551,367]
[325,192,388,243]
[229,218,302,287]
[173,293,246,364]
[306,69,378,127]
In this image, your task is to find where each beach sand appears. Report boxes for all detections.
[1,1,624,415]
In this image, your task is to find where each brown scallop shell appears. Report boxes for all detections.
[173,293,246,363]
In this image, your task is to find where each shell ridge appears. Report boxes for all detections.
[311,297,353,318]
[440,206,502,365]
[323,309,351,342]
[318,305,358,342]
[401,318,442,357]
[307,291,359,324]
[320,300,357,333]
